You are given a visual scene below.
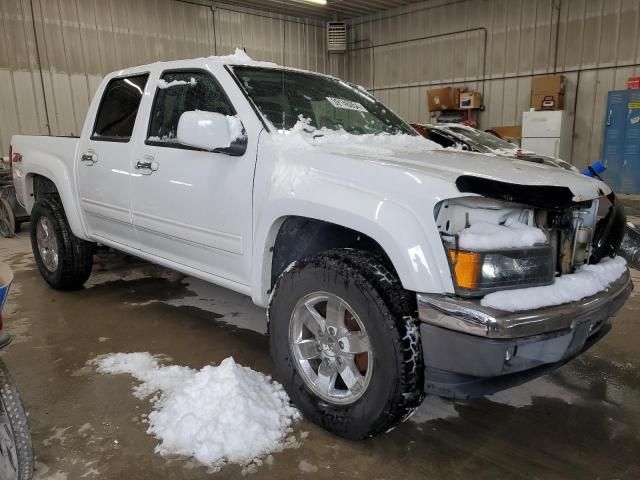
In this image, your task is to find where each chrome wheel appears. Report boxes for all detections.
[0,398,18,480]
[36,217,59,272]
[289,292,373,405]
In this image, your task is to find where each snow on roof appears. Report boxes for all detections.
[207,47,280,68]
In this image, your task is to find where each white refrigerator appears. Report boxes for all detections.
[521,110,572,161]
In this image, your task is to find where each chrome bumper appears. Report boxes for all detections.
[417,270,633,339]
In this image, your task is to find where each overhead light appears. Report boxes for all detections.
[300,0,327,5]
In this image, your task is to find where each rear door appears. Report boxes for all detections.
[77,73,149,247]
[130,69,255,287]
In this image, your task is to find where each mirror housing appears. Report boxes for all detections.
[177,111,238,152]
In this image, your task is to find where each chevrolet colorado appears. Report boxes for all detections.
[10,51,631,439]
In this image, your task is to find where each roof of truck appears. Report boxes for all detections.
[111,48,327,79]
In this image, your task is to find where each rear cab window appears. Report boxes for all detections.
[146,70,235,148]
[92,74,149,142]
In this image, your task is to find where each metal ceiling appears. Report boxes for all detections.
[212,0,425,19]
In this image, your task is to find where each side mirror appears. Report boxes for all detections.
[177,111,237,152]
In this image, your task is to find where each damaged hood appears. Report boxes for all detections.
[317,143,611,203]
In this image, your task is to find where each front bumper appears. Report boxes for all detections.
[417,270,633,398]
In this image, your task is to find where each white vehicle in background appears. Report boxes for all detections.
[9,50,632,439]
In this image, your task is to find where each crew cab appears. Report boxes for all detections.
[9,50,632,440]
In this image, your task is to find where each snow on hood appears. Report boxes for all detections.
[271,121,611,202]
[272,119,442,154]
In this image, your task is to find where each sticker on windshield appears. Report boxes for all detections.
[326,97,368,112]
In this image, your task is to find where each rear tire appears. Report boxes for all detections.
[269,249,424,439]
[30,198,94,290]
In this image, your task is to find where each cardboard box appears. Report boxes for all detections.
[460,92,481,109]
[488,125,522,140]
[532,74,565,95]
[427,87,461,111]
[531,93,564,111]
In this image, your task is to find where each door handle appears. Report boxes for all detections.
[80,151,98,165]
[136,161,152,169]
[135,156,159,174]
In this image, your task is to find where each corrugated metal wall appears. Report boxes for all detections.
[2,0,639,169]
[0,0,329,157]
[345,0,640,168]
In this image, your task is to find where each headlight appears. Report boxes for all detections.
[448,246,554,297]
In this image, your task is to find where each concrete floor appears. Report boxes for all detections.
[1,231,640,480]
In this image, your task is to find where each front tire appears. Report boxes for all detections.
[269,249,424,439]
[30,198,94,290]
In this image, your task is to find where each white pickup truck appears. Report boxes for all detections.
[10,51,632,439]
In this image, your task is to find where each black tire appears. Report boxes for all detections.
[0,198,15,238]
[269,249,425,439]
[0,359,33,480]
[30,198,94,290]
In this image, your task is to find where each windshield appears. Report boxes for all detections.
[232,66,416,136]
[444,126,517,152]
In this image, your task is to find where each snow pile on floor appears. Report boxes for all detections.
[91,353,301,471]
[272,118,442,153]
[458,219,548,251]
[481,256,628,311]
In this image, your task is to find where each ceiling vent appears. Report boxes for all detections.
[327,22,347,52]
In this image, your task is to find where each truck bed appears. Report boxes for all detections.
[10,135,80,211]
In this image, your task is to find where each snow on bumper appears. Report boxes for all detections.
[480,256,628,312]
[417,257,632,339]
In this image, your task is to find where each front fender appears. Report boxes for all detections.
[251,193,456,307]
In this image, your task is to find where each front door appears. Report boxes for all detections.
[77,73,149,248]
[130,69,255,288]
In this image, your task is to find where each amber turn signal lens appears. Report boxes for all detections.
[448,249,481,289]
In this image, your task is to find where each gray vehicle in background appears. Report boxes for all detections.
[412,122,578,172]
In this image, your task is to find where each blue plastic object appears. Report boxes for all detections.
[0,263,13,315]
[582,160,607,177]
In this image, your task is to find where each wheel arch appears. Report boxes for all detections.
[251,207,451,307]
[24,171,88,240]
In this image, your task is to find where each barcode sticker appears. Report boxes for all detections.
[326,97,368,112]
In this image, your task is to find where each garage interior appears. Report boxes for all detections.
[1,0,640,478]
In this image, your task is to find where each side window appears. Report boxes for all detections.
[427,130,457,149]
[147,71,235,146]
[92,74,148,141]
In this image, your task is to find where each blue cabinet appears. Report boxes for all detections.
[601,89,640,193]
